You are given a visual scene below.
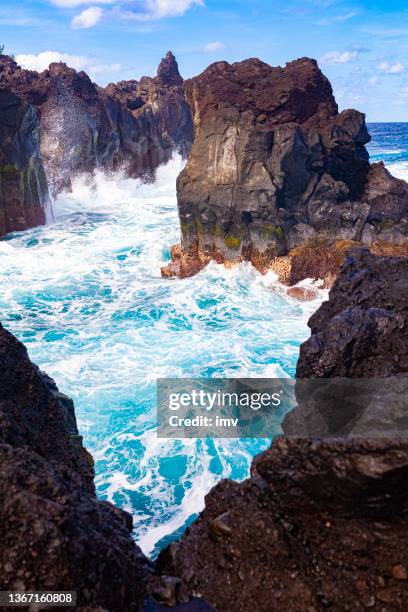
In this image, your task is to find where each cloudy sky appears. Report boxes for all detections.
[2,0,408,121]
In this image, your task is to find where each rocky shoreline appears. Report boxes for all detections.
[158,249,408,611]
[0,51,193,238]
[0,51,408,611]
[1,51,407,288]
[1,249,407,610]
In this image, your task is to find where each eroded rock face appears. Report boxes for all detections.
[0,52,193,195]
[297,248,408,378]
[0,88,49,237]
[163,57,408,282]
[159,252,408,611]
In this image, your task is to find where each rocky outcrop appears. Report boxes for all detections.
[296,248,408,378]
[0,322,149,608]
[0,88,49,237]
[0,52,193,195]
[104,52,193,184]
[162,57,408,283]
[0,322,213,610]
[159,251,408,611]
[283,248,408,437]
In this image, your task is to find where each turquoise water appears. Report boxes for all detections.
[0,124,404,556]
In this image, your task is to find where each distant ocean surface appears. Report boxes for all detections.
[367,123,408,178]
[0,123,405,557]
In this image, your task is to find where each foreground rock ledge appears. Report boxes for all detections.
[0,323,213,611]
[162,57,408,284]
[158,251,408,611]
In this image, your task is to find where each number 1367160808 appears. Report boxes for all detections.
[0,592,76,607]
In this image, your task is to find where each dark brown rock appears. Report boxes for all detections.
[0,322,150,608]
[296,248,408,378]
[0,52,193,197]
[159,251,408,611]
[169,56,408,283]
[0,88,49,237]
[158,435,408,611]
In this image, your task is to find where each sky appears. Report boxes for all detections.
[1,0,408,121]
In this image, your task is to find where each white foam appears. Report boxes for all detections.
[0,154,325,557]
[386,161,408,181]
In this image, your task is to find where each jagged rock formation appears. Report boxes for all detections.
[159,251,408,611]
[296,248,408,378]
[283,248,408,437]
[0,51,193,196]
[162,57,408,283]
[0,322,213,611]
[0,89,49,237]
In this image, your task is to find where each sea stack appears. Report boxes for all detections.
[162,57,408,284]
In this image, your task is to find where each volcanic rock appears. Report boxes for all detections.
[164,56,408,283]
[296,248,408,378]
[0,88,49,237]
[0,52,193,197]
[0,322,213,610]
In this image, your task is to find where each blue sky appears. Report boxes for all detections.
[2,0,408,120]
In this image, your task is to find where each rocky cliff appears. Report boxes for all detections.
[158,250,408,611]
[0,322,213,610]
[0,88,49,237]
[162,57,408,283]
[0,51,193,196]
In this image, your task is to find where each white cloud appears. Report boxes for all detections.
[145,0,204,18]
[368,76,379,86]
[320,50,359,65]
[113,0,204,21]
[15,50,121,81]
[377,61,405,74]
[16,51,90,72]
[71,6,103,29]
[49,0,113,6]
[203,41,225,53]
[48,0,203,23]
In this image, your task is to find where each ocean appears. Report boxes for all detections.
[0,123,404,557]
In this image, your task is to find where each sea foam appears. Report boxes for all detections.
[0,154,324,556]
